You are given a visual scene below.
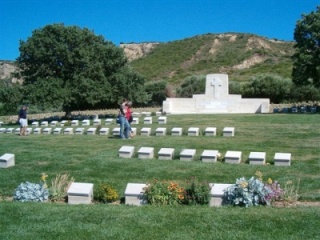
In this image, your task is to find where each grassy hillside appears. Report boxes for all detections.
[129,33,295,86]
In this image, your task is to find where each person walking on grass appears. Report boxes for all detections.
[118,99,130,139]
[18,105,28,136]
[125,101,134,138]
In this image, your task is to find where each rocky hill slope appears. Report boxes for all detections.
[1,33,295,86]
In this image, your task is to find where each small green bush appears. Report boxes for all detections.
[181,177,211,205]
[94,183,119,203]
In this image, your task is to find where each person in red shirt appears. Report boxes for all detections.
[125,101,134,138]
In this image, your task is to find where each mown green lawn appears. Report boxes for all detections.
[0,114,319,239]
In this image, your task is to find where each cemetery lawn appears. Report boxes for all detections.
[0,114,320,240]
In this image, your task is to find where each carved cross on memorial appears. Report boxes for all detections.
[210,77,222,99]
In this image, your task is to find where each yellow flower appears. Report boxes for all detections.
[267,178,273,184]
[41,173,48,182]
[240,181,248,188]
[255,171,263,180]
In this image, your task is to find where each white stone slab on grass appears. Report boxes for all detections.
[140,127,151,136]
[99,128,109,135]
[0,128,6,133]
[93,119,101,126]
[180,149,196,161]
[124,183,147,206]
[204,127,217,136]
[119,145,135,158]
[33,128,42,134]
[43,128,52,134]
[60,120,68,126]
[158,148,175,160]
[274,153,291,166]
[82,119,90,126]
[41,121,48,127]
[132,117,139,125]
[0,153,15,168]
[6,128,15,133]
[155,127,166,136]
[158,116,167,124]
[225,151,242,164]
[67,182,94,204]
[132,112,140,117]
[71,120,79,126]
[105,118,113,125]
[249,152,266,165]
[143,117,152,124]
[53,128,62,134]
[87,128,97,135]
[171,127,183,136]
[223,127,235,137]
[201,150,219,163]
[131,128,137,136]
[26,128,32,135]
[32,121,39,127]
[138,147,154,159]
[64,128,74,135]
[50,121,58,126]
[188,127,200,136]
[209,183,232,207]
[75,128,84,135]
[112,127,120,137]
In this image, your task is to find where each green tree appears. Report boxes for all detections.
[292,6,320,87]
[17,24,147,115]
[0,79,23,115]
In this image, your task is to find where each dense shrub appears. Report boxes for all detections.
[176,75,206,97]
[290,85,320,102]
[144,177,210,206]
[241,74,292,103]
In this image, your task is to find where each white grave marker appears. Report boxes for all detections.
[209,183,232,207]
[0,153,15,168]
[140,127,151,136]
[87,128,97,135]
[274,153,291,166]
[155,127,166,136]
[201,150,219,163]
[188,127,200,136]
[249,152,266,165]
[119,145,135,158]
[180,149,196,161]
[225,151,242,164]
[171,127,183,136]
[223,127,235,137]
[158,148,175,160]
[204,127,217,136]
[67,182,94,204]
[75,128,85,135]
[138,147,154,159]
[124,183,147,206]
[99,128,109,135]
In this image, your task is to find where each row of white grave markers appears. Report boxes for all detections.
[25,116,167,127]
[118,146,291,166]
[67,181,234,207]
[0,126,235,136]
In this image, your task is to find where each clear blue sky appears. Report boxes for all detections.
[1,0,319,61]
